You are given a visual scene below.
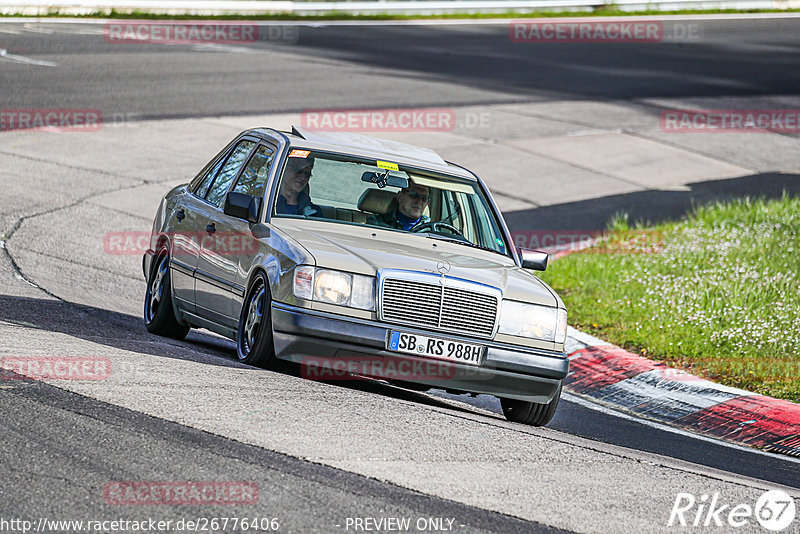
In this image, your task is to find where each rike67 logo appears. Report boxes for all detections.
[668,490,796,531]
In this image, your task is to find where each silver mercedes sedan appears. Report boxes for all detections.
[143,126,568,426]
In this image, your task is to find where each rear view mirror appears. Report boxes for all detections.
[517,247,548,271]
[224,192,260,223]
[361,171,409,189]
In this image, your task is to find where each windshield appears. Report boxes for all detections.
[271,149,509,255]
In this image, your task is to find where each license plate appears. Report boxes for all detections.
[387,331,484,366]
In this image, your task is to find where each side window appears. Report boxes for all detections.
[193,156,225,198]
[467,194,505,253]
[232,145,275,198]
[188,167,206,193]
[205,140,256,207]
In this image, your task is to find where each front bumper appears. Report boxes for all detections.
[271,302,569,403]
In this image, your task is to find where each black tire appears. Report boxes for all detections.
[236,272,276,368]
[144,250,190,340]
[500,381,562,427]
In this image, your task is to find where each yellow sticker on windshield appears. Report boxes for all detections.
[376,160,399,171]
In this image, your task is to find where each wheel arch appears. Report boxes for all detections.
[151,236,190,328]
[155,233,171,254]
[243,256,282,301]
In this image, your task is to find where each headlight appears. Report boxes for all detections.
[293,266,375,311]
[315,269,351,305]
[499,301,566,342]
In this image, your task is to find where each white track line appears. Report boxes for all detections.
[562,391,800,465]
[430,386,800,464]
[22,22,54,34]
[2,13,800,26]
[0,48,56,67]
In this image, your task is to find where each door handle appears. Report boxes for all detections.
[175,209,185,222]
[206,223,216,235]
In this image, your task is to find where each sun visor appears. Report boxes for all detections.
[409,174,475,194]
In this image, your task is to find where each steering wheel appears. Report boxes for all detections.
[411,221,465,238]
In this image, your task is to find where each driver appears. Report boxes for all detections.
[275,157,322,217]
[373,180,431,231]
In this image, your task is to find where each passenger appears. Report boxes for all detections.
[275,157,322,217]
[372,181,431,231]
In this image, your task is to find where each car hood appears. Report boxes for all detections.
[272,218,559,307]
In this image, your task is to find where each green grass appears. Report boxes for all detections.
[541,196,800,403]
[2,7,800,21]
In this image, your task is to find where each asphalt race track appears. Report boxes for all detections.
[3,17,800,117]
[1,17,799,533]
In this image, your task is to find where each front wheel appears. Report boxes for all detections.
[500,381,562,427]
[144,250,190,340]
[236,272,276,368]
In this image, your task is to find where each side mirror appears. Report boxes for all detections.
[250,223,270,239]
[224,192,260,223]
[517,247,548,271]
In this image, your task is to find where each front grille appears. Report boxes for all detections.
[381,277,498,338]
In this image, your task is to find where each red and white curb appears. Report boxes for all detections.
[563,327,800,457]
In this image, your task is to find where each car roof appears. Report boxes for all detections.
[250,126,477,181]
